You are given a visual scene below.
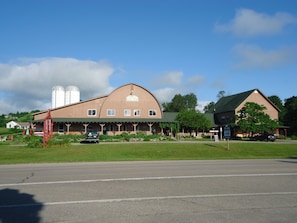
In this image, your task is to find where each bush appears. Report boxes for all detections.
[121,132,130,141]
[12,134,25,144]
[46,137,70,148]
[24,135,43,148]
[99,134,122,142]
[51,134,85,143]
[23,134,77,148]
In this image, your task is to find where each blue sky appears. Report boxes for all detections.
[0,0,297,114]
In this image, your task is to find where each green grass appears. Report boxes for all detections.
[0,141,297,164]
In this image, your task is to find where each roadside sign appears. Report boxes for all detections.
[224,126,231,151]
[224,126,231,139]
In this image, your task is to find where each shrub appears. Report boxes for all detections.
[24,135,43,148]
[51,134,85,143]
[121,132,130,141]
[46,137,70,148]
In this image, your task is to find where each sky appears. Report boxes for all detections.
[0,0,297,114]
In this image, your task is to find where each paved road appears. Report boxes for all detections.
[0,159,297,223]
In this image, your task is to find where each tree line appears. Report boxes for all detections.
[0,111,39,128]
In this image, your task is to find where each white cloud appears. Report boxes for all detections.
[186,75,205,86]
[152,87,179,104]
[151,73,206,105]
[0,58,114,114]
[197,100,211,112]
[233,44,297,69]
[214,8,297,37]
[0,58,210,114]
[157,71,183,86]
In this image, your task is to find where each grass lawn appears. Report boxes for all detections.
[0,141,297,164]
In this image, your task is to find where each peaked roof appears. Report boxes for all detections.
[213,89,254,113]
[213,89,280,114]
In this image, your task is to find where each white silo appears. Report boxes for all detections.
[65,86,80,105]
[52,86,65,108]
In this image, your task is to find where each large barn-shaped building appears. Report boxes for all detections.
[33,83,177,135]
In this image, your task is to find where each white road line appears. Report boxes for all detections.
[1,173,297,187]
[1,192,297,208]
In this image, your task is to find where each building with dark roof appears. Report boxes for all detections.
[209,89,283,138]
[212,89,279,125]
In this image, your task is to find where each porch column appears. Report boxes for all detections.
[117,123,122,133]
[132,123,138,132]
[148,123,153,135]
[65,123,71,135]
[83,123,89,134]
[99,124,105,135]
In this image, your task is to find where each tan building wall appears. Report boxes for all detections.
[34,96,107,120]
[235,89,279,120]
[99,84,162,119]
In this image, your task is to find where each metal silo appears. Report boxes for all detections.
[52,86,65,108]
[65,86,80,105]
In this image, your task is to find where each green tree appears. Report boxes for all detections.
[268,95,283,110]
[18,112,34,122]
[184,93,198,111]
[283,96,297,135]
[0,114,6,127]
[159,122,180,137]
[236,102,278,136]
[163,93,197,112]
[268,95,284,124]
[176,110,211,134]
[203,101,215,113]
[217,90,225,100]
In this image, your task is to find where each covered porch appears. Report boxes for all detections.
[34,117,177,136]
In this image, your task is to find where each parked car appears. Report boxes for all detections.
[251,133,276,142]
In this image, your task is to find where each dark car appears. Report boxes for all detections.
[252,133,276,142]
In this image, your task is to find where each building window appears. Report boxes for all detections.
[107,109,116,116]
[88,109,96,116]
[58,123,64,133]
[134,109,140,116]
[149,110,156,116]
[124,109,131,116]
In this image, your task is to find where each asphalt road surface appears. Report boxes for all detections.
[0,159,297,223]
